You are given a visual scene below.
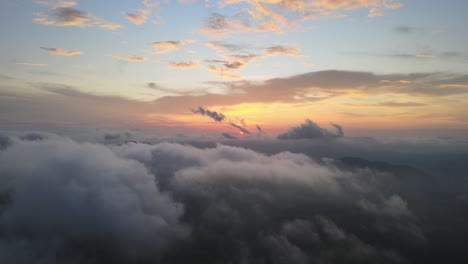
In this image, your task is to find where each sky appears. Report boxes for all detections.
[1,2,468,263]
[1,0,468,137]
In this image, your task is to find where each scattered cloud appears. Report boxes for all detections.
[205,41,248,52]
[33,1,120,30]
[222,132,238,139]
[110,54,148,62]
[230,122,251,134]
[150,40,194,55]
[169,61,198,69]
[40,47,83,56]
[192,106,226,122]
[203,54,261,78]
[393,26,422,34]
[278,119,344,140]
[16,62,48,67]
[125,0,157,25]
[265,45,301,57]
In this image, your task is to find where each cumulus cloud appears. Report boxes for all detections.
[192,106,226,122]
[1,134,467,263]
[278,119,344,140]
[33,2,120,30]
[110,54,148,62]
[112,141,428,263]
[0,139,186,263]
[40,47,82,56]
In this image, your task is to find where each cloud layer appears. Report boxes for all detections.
[1,133,467,263]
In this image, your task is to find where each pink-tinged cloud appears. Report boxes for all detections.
[169,62,199,69]
[265,45,301,57]
[149,40,194,55]
[110,54,148,62]
[125,0,156,25]
[40,47,82,56]
[16,62,48,67]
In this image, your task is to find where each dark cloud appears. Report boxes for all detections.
[221,132,238,139]
[192,106,226,122]
[278,119,344,140]
[256,124,265,133]
[34,6,120,30]
[230,122,251,134]
[0,134,12,150]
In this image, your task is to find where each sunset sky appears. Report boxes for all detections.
[1,0,468,137]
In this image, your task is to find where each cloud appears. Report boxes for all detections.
[169,61,198,69]
[205,41,248,52]
[222,132,238,139]
[40,47,82,56]
[204,54,261,78]
[112,141,428,263]
[256,124,265,133]
[148,70,468,113]
[230,122,251,134]
[265,45,301,57]
[33,3,120,30]
[192,106,226,122]
[16,62,48,67]
[278,119,344,140]
[0,138,186,263]
[1,134,468,263]
[394,26,421,34]
[199,12,282,36]
[377,101,427,107]
[150,40,194,55]
[110,54,148,62]
[215,0,402,36]
[125,0,156,25]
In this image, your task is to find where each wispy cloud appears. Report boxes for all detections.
[205,41,250,52]
[34,1,120,30]
[204,54,260,79]
[16,62,48,67]
[125,0,157,25]
[199,12,282,36]
[110,54,148,62]
[40,47,82,56]
[265,45,301,57]
[169,61,199,69]
[393,25,423,34]
[149,40,194,55]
